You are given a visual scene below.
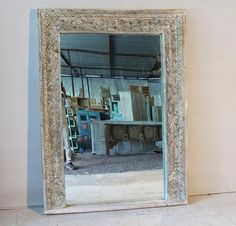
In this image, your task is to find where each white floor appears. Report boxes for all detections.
[1,192,236,226]
[65,169,164,205]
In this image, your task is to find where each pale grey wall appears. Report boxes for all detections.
[1,0,236,208]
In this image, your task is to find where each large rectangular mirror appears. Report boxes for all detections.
[39,9,186,214]
[60,33,163,206]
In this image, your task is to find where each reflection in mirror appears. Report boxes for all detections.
[60,33,163,206]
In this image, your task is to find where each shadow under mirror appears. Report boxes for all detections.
[60,33,164,206]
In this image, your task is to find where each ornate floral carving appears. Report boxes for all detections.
[39,9,186,211]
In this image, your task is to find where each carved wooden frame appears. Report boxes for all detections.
[39,9,187,214]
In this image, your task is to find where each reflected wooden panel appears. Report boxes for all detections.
[104,121,162,155]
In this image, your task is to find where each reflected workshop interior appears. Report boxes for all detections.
[60,33,164,205]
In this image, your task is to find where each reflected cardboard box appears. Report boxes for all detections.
[71,96,79,108]
[130,85,150,96]
[77,97,97,108]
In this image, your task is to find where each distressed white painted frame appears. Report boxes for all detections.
[39,9,187,214]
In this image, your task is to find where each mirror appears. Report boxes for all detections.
[60,33,164,206]
[39,9,187,214]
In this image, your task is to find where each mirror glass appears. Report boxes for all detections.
[60,33,164,206]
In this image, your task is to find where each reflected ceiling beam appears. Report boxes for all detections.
[61,64,160,74]
[60,52,79,75]
[78,67,85,98]
[61,74,161,81]
[67,50,75,96]
[108,35,113,78]
[61,48,158,58]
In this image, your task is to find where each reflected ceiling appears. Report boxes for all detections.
[60,33,161,80]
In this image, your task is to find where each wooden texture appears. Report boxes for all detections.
[119,91,147,121]
[104,121,162,155]
[39,9,186,213]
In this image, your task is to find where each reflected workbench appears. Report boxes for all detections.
[104,121,162,156]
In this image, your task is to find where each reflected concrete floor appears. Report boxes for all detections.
[65,169,163,205]
[65,152,163,175]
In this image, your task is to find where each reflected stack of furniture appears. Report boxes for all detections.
[77,109,110,149]
[110,96,123,120]
[77,110,100,149]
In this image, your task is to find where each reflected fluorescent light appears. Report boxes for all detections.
[113,76,124,79]
[148,77,160,80]
[85,74,101,78]
[138,77,147,80]
[61,73,71,77]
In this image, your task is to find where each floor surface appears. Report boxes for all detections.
[65,169,163,205]
[65,152,163,175]
[1,192,236,226]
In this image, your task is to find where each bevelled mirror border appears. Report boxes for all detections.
[38,9,187,214]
